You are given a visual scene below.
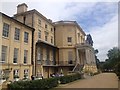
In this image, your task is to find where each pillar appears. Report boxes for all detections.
[76,48,80,64]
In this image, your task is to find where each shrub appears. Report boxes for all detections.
[8,73,82,89]
[59,73,81,84]
[8,78,58,90]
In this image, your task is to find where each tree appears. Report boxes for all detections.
[94,49,100,69]
[102,47,120,72]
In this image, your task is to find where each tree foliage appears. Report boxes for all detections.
[102,47,120,75]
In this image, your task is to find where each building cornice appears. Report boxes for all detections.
[54,21,86,36]
[14,9,54,26]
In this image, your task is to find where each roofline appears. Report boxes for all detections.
[14,9,54,26]
[1,12,35,31]
[54,21,86,36]
[17,3,28,8]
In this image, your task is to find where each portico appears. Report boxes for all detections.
[74,43,97,73]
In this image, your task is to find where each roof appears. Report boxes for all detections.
[17,3,28,8]
[0,12,35,31]
[54,21,86,36]
[14,9,54,26]
[36,40,58,49]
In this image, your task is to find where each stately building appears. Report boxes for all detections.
[0,3,97,81]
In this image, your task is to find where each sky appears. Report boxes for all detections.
[0,0,119,61]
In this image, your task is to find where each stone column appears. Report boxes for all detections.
[76,48,80,64]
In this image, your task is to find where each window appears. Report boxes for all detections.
[45,24,47,29]
[68,51,73,64]
[23,16,26,24]
[24,50,28,64]
[24,69,29,78]
[45,35,48,41]
[51,36,53,44]
[51,28,53,32]
[38,19,41,26]
[37,48,41,64]
[14,28,20,40]
[1,46,7,63]
[38,30,41,39]
[2,23,9,37]
[24,32,29,43]
[13,48,18,64]
[67,37,72,43]
[13,69,19,78]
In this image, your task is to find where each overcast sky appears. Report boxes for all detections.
[0,0,119,61]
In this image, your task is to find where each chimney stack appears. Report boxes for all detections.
[17,3,28,14]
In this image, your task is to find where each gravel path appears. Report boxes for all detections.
[58,73,118,88]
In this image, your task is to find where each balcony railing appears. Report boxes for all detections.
[58,61,75,66]
[37,60,56,66]
[76,43,93,49]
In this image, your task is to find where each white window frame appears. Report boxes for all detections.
[14,28,20,40]
[13,48,18,64]
[1,45,7,63]
[2,23,9,37]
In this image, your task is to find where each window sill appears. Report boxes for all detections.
[2,36,9,40]
[14,40,20,43]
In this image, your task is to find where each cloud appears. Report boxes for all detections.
[88,14,118,61]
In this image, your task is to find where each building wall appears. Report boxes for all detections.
[1,15,33,80]
[0,13,2,71]
[55,22,86,66]
[14,10,55,76]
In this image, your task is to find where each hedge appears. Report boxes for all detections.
[8,73,82,90]
[59,73,81,84]
[8,78,58,90]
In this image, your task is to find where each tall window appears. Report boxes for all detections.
[13,48,18,64]
[67,37,72,43]
[38,19,41,26]
[24,50,28,64]
[45,35,48,41]
[14,28,20,40]
[24,69,29,78]
[37,48,41,64]
[24,32,29,43]
[1,46,7,63]
[2,23,9,37]
[51,36,53,44]
[38,30,41,39]
[13,69,19,78]
[45,24,47,29]
[68,51,73,64]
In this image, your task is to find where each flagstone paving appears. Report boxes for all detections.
[57,73,118,88]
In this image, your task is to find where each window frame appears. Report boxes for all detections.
[24,32,29,43]
[67,37,72,43]
[14,28,20,41]
[2,23,10,37]
[24,50,28,64]
[1,45,7,63]
[13,48,19,64]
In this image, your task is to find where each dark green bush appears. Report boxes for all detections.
[8,78,58,90]
[8,73,82,90]
[59,73,81,84]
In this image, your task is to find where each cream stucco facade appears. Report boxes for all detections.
[0,3,97,82]
[0,13,34,82]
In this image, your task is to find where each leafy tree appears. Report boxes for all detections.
[102,47,120,73]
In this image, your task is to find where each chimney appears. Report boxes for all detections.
[17,3,28,14]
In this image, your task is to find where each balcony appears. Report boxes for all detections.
[76,43,93,49]
[37,60,56,66]
[58,61,75,66]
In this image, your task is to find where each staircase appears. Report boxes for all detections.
[72,64,84,72]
